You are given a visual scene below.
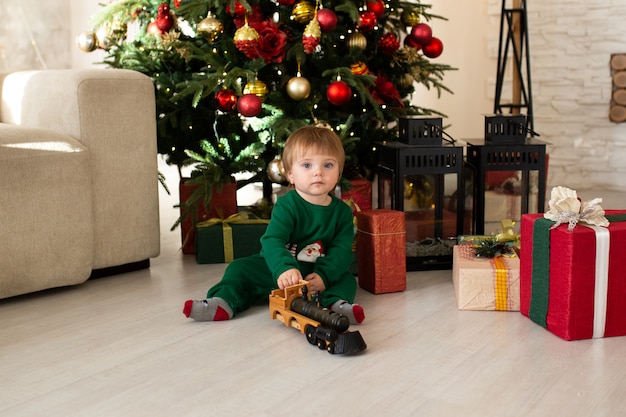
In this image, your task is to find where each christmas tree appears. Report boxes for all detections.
[79,0,453,195]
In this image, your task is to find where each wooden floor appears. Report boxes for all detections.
[1,163,625,416]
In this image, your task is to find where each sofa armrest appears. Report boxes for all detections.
[1,69,160,268]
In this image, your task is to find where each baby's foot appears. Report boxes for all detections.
[182,297,233,321]
[331,300,365,325]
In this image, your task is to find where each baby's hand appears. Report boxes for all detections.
[304,273,326,293]
[277,268,302,290]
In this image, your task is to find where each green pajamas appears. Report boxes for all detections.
[206,190,357,315]
[206,254,357,314]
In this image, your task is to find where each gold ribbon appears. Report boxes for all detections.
[496,219,518,244]
[492,256,509,311]
[196,212,269,262]
[458,219,520,251]
[495,219,516,310]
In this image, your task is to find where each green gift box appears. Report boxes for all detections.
[195,213,269,264]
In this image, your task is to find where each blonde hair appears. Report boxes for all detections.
[281,125,345,175]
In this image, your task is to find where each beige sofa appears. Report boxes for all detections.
[0,69,160,298]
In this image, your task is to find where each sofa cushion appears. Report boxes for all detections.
[0,123,94,298]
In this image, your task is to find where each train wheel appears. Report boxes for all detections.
[305,325,317,345]
[327,343,335,354]
[317,339,327,350]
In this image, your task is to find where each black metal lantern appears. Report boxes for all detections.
[465,115,548,235]
[377,117,466,270]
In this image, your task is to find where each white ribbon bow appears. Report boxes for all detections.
[543,186,609,231]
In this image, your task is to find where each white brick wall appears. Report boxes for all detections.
[418,0,626,192]
[527,1,626,191]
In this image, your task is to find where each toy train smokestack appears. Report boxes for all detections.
[269,281,366,355]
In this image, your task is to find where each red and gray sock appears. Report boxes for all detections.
[331,300,365,325]
[183,298,233,321]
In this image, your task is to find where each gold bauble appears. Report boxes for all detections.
[292,1,316,24]
[76,31,98,52]
[197,14,224,42]
[401,10,420,26]
[234,24,260,42]
[95,24,114,49]
[286,76,311,100]
[243,80,269,102]
[234,23,260,59]
[350,61,369,75]
[303,17,321,38]
[266,156,288,184]
[346,32,367,50]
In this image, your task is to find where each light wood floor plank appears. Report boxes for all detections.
[2,163,626,416]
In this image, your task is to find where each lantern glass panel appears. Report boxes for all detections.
[465,138,548,235]
[376,142,466,270]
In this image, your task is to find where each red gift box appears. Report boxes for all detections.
[356,210,406,294]
[341,178,372,211]
[179,179,238,254]
[520,211,626,340]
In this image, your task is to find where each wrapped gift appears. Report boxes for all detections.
[452,244,520,311]
[520,187,626,340]
[195,213,269,264]
[179,179,238,254]
[356,210,406,294]
[341,178,372,211]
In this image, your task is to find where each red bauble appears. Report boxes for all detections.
[237,94,262,117]
[378,33,400,56]
[215,89,238,112]
[403,35,421,50]
[156,3,174,33]
[422,37,443,58]
[326,81,352,106]
[234,24,260,60]
[410,23,432,45]
[358,11,377,33]
[277,0,296,4]
[226,1,246,17]
[316,8,338,33]
[366,0,385,18]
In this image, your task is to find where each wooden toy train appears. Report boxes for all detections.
[269,281,367,355]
